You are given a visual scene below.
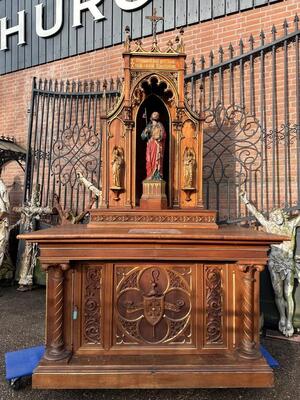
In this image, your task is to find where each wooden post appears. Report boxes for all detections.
[43,263,71,361]
[237,264,264,359]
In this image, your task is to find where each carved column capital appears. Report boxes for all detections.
[61,263,71,271]
[238,264,265,274]
[41,262,71,272]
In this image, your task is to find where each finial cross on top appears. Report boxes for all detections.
[146,8,164,45]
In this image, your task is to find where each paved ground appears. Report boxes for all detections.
[0,285,299,400]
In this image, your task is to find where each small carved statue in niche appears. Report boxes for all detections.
[183,147,196,189]
[240,190,300,337]
[53,194,96,225]
[15,185,52,291]
[141,112,167,180]
[111,146,124,189]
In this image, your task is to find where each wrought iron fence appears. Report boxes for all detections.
[24,77,122,212]
[185,15,300,222]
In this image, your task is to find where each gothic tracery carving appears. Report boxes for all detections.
[83,267,102,345]
[115,266,192,345]
[205,266,223,345]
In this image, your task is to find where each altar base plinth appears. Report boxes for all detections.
[33,354,273,389]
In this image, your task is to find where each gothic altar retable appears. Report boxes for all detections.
[21,18,286,389]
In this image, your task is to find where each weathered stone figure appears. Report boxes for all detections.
[53,194,96,225]
[111,147,124,189]
[0,178,11,279]
[240,190,300,337]
[15,185,52,291]
[141,112,166,180]
[77,172,103,205]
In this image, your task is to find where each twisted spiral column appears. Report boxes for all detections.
[43,263,71,361]
[237,264,264,359]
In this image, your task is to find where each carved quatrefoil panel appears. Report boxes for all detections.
[115,266,192,345]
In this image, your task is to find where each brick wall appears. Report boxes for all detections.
[0,0,299,215]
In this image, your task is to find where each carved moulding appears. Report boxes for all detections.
[83,267,102,345]
[107,90,125,120]
[204,265,224,345]
[173,107,185,132]
[91,214,216,224]
[115,266,192,346]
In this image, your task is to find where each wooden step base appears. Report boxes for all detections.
[33,354,274,389]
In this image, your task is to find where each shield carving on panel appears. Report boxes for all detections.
[143,296,165,326]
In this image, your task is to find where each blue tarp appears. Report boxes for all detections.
[5,346,45,380]
[260,345,280,368]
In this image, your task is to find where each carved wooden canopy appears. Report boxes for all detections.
[99,28,204,211]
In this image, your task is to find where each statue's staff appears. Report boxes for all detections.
[142,108,148,125]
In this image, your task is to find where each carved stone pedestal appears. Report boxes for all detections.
[140,179,168,210]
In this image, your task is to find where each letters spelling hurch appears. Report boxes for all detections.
[0,0,151,51]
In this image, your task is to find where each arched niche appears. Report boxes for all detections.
[135,94,170,206]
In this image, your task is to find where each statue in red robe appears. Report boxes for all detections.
[141,112,167,180]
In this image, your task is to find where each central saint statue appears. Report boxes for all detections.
[141,112,166,180]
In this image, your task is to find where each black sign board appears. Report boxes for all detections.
[0,0,281,75]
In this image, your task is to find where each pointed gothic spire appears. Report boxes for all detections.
[260,30,265,46]
[249,34,254,50]
[283,19,289,35]
[228,43,234,59]
[271,24,277,40]
[200,55,205,70]
[239,38,244,54]
[191,57,196,73]
[294,14,299,30]
[219,45,224,62]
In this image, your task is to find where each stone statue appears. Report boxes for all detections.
[53,194,96,225]
[111,147,124,189]
[14,185,52,291]
[183,147,196,189]
[240,190,300,337]
[141,112,166,180]
[0,178,11,279]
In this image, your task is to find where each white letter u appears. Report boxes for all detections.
[114,0,150,11]
[36,0,63,38]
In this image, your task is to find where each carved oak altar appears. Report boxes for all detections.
[21,20,285,389]
[23,225,285,388]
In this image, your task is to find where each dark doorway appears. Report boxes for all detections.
[136,95,170,205]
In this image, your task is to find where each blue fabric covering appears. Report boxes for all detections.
[260,345,279,368]
[5,346,45,380]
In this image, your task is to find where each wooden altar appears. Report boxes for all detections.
[21,21,286,389]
